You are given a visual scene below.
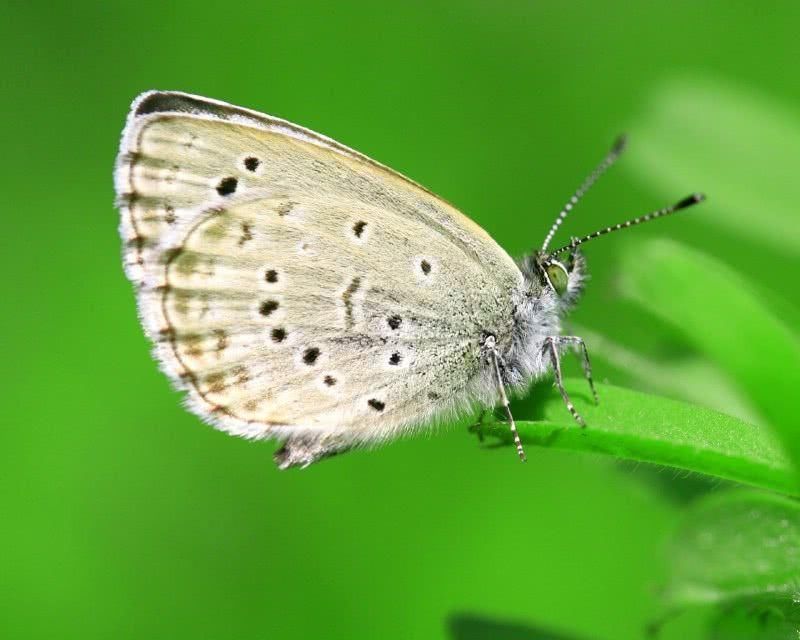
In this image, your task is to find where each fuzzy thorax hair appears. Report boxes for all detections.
[494,250,587,390]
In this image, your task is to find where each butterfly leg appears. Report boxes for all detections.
[485,335,527,462]
[554,335,599,404]
[273,434,353,470]
[544,336,586,427]
[468,409,488,442]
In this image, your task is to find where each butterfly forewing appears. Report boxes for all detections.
[116,91,522,443]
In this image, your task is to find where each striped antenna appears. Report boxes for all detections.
[546,193,706,258]
[540,134,628,252]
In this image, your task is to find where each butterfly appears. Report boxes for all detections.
[115,91,703,468]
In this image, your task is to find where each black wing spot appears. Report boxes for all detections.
[389,352,401,365]
[367,399,385,412]
[237,221,253,247]
[271,327,286,343]
[216,176,238,196]
[353,221,367,238]
[387,315,402,330]
[420,259,432,275]
[265,269,279,283]
[303,347,320,365]
[342,276,362,329]
[244,156,260,171]
[259,300,279,316]
[323,375,336,387]
[277,201,294,216]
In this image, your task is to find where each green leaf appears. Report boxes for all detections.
[618,239,800,483]
[663,490,800,608]
[627,75,800,253]
[709,597,800,640]
[572,324,762,425]
[480,381,794,496]
[448,613,591,640]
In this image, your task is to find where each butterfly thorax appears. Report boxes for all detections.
[494,251,587,390]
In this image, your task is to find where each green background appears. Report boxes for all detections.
[2,2,798,639]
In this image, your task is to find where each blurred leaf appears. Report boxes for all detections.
[574,324,762,425]
[628,76,800,252]
[619,238,800,483]
[614,462,728,506]
[448,614,595,640]
[481,381,795,496]
[663,490,800,609]
[709,596,800,640]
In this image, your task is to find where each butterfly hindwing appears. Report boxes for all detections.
[115,91,522,443]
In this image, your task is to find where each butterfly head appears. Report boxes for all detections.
[521,249,587,310]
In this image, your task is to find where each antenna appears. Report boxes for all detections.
[546,193,706,258]
[540,134,628,252]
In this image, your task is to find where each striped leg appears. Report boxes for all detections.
[544,337,586,427]
[485,336,527,462]
[557,336,599,404]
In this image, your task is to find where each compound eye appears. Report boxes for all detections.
[546,262,569,296]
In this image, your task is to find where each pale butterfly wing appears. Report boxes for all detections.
[115,91,522,444]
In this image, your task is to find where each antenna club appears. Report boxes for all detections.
[674,193,706,210]
[611,134,628,154]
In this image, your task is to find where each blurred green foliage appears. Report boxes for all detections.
[664,491,800,608]
[2,2,799,639]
